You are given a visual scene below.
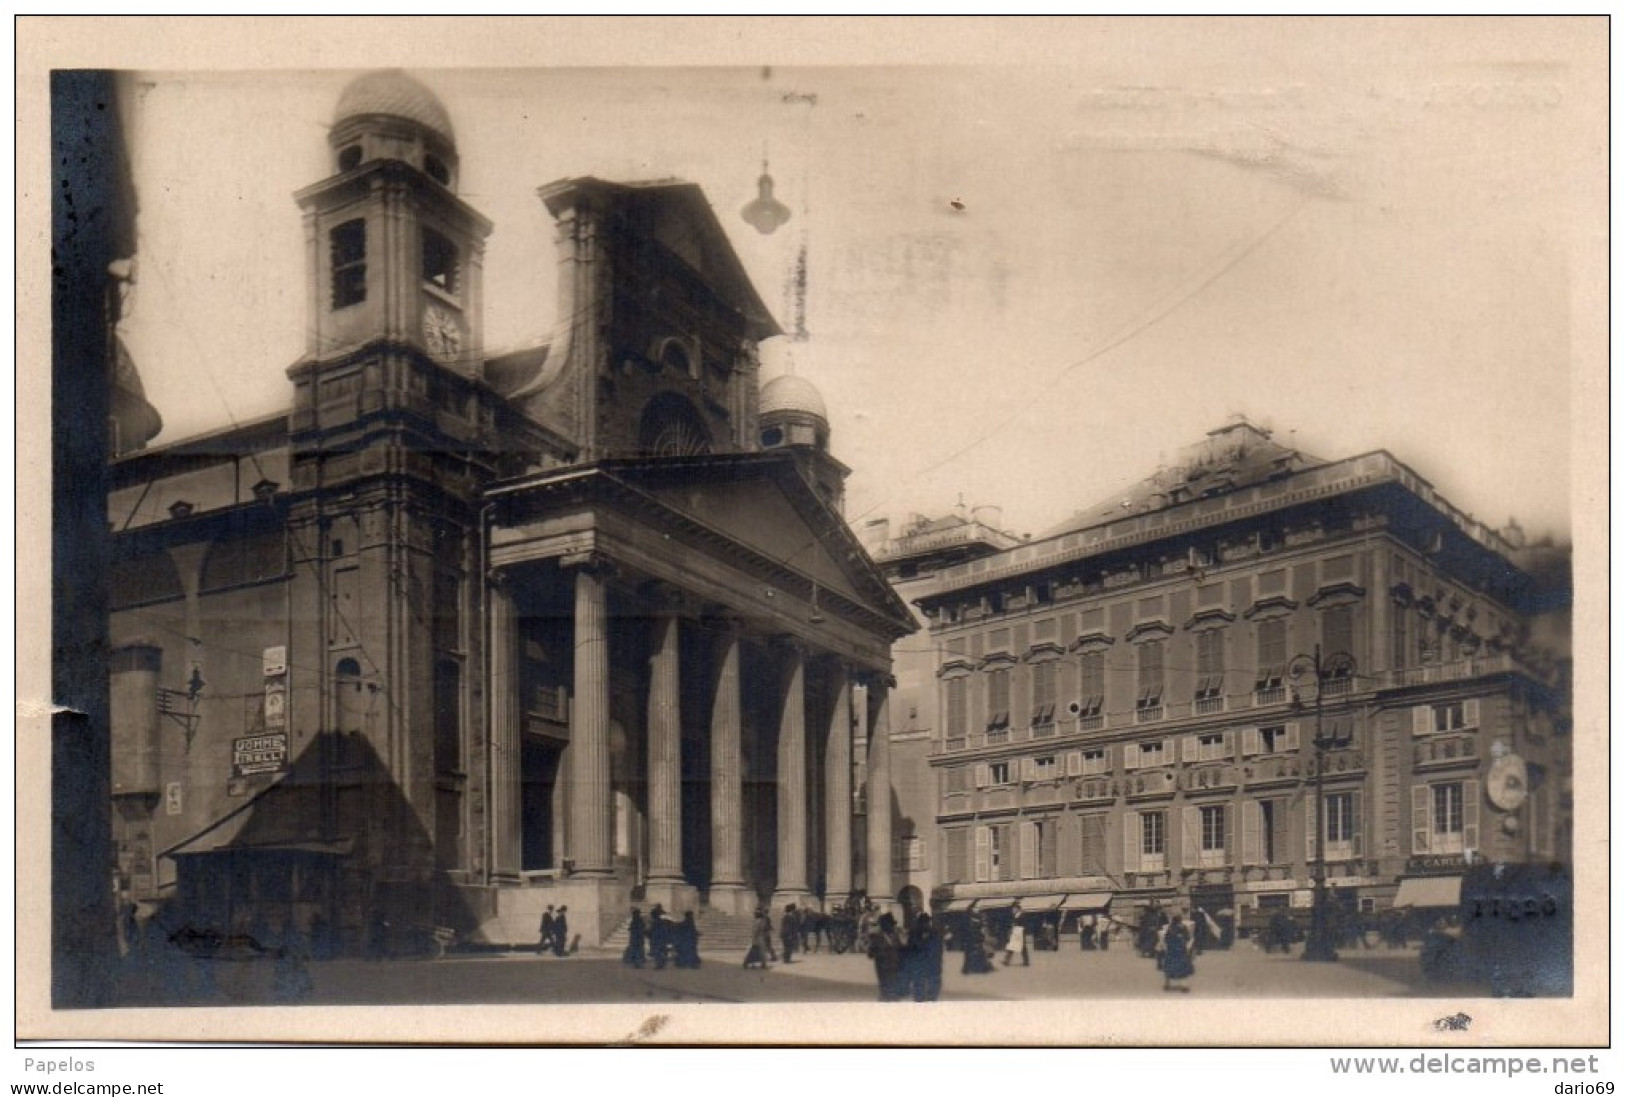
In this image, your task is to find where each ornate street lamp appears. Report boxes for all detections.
[1287,645,1356,963]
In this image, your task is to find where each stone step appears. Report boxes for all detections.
[600,907,757,956]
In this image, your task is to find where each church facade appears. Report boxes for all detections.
[105,71,915,952]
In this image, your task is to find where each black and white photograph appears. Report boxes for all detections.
[23,16,1607,1057]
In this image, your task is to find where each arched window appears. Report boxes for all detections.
[637,393,712,457]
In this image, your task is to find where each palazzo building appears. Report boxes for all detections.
[103,71,915,952]
[915,419,1571,934]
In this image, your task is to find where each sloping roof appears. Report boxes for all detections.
[1043,418,1325,539]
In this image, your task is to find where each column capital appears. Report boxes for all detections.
[854,669,897,692]
[639,579,692,617]
[560,550,617,580]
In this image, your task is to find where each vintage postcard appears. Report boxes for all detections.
[17,16,1609,1051]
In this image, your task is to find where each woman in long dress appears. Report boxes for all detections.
[1161,914,1196,992]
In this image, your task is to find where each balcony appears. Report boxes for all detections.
[1413,734,1478,768]
[1253,685,1287,706]
[1135,704,1164,724]
[1195,695,1226,715]
[1384,652,1527,689]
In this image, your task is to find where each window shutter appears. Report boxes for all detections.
[1083,814,1107,874]
[1352,790,1365,856]
[1222,731,1235,759]
[1040,821,1058,877]
[975,764,990,789]
[945,828,969,882]
[1464,698,1481,728]
[974,825,991,881]
[1412,706,1433,736]
[1306,801,1318,863]
[1001,824,1017,881]
[1181,806,1199,869]
[1463,779,1480,853]
[1284,723,1300,752]
[1241,800,1262,865]
[1241,727,1261,756]
[1020,821,1038,879]
[1123,812,1140,873]
[1181,735,1198,763]
[1022,757,1037,783]
[1066,751,1083,777]
[1124,744,1140,771]
[1411,785,1431,854]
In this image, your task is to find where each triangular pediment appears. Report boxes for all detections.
[604,454,910,629]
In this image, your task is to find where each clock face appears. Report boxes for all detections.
[423,304,463,359]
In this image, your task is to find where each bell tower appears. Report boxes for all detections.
[294,69,490,375]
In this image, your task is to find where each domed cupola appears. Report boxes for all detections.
[330,69,459,188]
[758,373,829,452]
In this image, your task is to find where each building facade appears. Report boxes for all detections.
[103,71,914,954]
[916,420,1570,937]
[860,509,1023,915]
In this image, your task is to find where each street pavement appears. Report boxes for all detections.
[260,937,1465,1007]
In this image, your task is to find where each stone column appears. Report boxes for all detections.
[644,598,693,911]
[866,677,894,909]
[708,627,751,916]
[822,664,853,906]
[489,576,522,880]
[773,644,811,908]
[566,562,612,877]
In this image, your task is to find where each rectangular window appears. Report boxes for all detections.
[1033,754,1058,781]
[945,766,970,794]
[1077,651,1105,716]
[988,627,1011,652]
[1433,782,1463,846]
[1136,641,1164,718]
[1392,611,1409,672]
[1141,811,1166,870]
[896,835,925,872]
[1080,815,1108,875]
[1196,732,1227,762]
[945,828,969,882]
[1255,619,1287,691]
[330,219,367,308]
[1081,748,1108,775]
[1325,791,1358,858]
[1137,740,1165,768]
[1200,805,1227,866]
[1322,604,1355,661]
[944,677,968,741]
[1194,630,1225,705]
[1433,701,1474,732]
[988,760,1011,786]
[986,668,1010,731]
[422,227,459,293]
[1260,799,1279,863]
[1030,661,1057,727]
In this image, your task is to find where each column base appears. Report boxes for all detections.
[704,884,757,919]
[551,876,632,950]
[641,879,698,916]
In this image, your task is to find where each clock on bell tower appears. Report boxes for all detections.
[295,70,492,375]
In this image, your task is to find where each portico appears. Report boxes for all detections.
[483,453,912,941]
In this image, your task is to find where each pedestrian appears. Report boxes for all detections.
[1001,905,1030,967]
[674,912,702,969]
[744,906,774,969]
[868,912,905,1001]
[1079,914,1095,951]
[538,905,556,957]
[645,904,667,968]
[1161,914,1195,992]
[623,907,647,969]
[780,903,800,964]
[905,912,944,1002]
[961,912,994,974]
[1099,917,1111,952]
[552,905,569,957]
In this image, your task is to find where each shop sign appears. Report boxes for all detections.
[263,645,287,677]
[233,733,288,777]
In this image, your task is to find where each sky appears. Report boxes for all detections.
[115,21,1603,546]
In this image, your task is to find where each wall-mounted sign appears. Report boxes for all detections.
[263,645,287,677]
[164,781,183,815]
[264,679,287,731]
[233,733,288,777]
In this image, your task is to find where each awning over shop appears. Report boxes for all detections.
[1392,876,1462,909]
[1015,894,1067,913]
[943,898,977,913]
[975,897,1016,911]
[1061,892,1114,912]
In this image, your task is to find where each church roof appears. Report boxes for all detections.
[334,69,456,147]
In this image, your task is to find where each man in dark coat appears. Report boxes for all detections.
[649,904,670,969]
[780,904,801,964]
[552,905,569,957]
[623,907,647,968]
[674,912,702,969]
[906,913,944,1002]
[538,906,555,957]
[869,912,905,1001]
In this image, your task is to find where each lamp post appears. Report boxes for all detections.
[1287,645,1356,963]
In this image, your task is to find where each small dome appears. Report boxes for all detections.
[759,374,828,422]
[334,70,455,148]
